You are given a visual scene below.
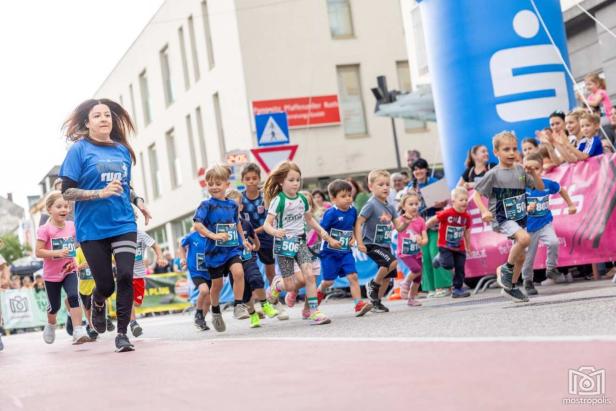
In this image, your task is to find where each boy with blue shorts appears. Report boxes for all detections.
[317,180,373,317]
[179,230,212,331]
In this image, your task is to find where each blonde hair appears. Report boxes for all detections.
[205,164,231,183]
[492,131,517,151]
[45,190,65,211]
[263,161,302,206]
[225,189,242,202]
[397,191,420,214]
[368,169,390,185]
[580,112,600,125]
[585,73,606,90]
[451,186,468,200]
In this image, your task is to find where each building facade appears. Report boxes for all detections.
[95,0,440,253]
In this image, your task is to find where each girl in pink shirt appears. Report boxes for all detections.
[396,192,428,306]
[584,73,612,118]
[35,191,90,345]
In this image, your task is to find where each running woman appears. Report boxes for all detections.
[263,161,332,325]
[59,99,151,352]
[35,191,90,345]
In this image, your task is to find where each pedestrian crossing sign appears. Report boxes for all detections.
[255,112,290,147]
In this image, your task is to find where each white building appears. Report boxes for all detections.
[95,0,441,253]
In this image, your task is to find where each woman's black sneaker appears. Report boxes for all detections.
[66,315,73,336]
[372,300,390,313]
[86,325,98,340]
[106,318,116,332]
[115,333,135,352]
[90,297,107,334]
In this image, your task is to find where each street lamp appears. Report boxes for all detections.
[371,75,402,170]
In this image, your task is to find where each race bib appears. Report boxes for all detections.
[135,241,144,262]
[503,194,526,221]
[274,236,300,258]
[374,224,393,245]
[445,226,465,249]
[528,195,549,217]
[51,237,76,259]
[196,253,207,271]
[215,224,239,247]
[401,238,420,255]
[241,247,253,261]
[330,229,352,251]
[78,268,93,280]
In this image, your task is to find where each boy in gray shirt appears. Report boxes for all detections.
[473,131,544,302]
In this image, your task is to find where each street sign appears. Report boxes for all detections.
[197,167,206,188]
[252,95,341,128]
[255,112,289,146]
[250,145,298,173]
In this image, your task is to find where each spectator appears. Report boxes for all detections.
[0,250,9,288]
[33,273,45,293]
[311,189,331,221]
[153,250,174,274]
[9,274,21,289]
[602,139,614,154]
[347,177,370,212]
[560,112,604,161]
[582,73,613,118]
[400,170,411,187]
[601,106,616,143]
[22,275,33,289]
[458,144,496,189]
[389,172,408,207]
[406,150,421,169]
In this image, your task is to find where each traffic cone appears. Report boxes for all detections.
[388,270,406,301]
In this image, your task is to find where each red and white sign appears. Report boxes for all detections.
[251,145,298,173]
[197,167,206,188]
[252,95,341,128]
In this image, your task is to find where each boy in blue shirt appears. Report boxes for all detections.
[317,180,373,317]
[179,230,211,331]
[521,153,577,295]
[193,165,251,332]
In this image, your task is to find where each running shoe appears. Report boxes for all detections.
[285,291,298,308]
[267,277,282,304]
[86,325,98,341]
[407,298,422,307]
[72,326,91,345]
[130,320,143,338]
[426,291,436,298]
[496,264,514,290]
[354,300,372,317]
[366,279,379,302]
[452,288,471,298]
[434,288,451,298]
[106,318,116,332]
[541,274,566,286]
[501,287,529,303]
[399,281,410,300]
[565,272,574,283]
[308,310,331,325]
[523,280,538,296]
[317,290,326,305]
[372,300,389,313]
[302,305,311,320]
[194,311,208,330]
[43,323,56,344]
[66,315,73,336]
[276,303,289,321]
[212,313,226,332]
[233,304,250,320]
[249,312,261,328]
[545,268,561,281]
[261,302,279,318]
[90,297,107,334]
[115,333,135,352]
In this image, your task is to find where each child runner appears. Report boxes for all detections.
[35,191,90,345]
[227,189,279,328]
[193,165,250,332]
[473,131,545,303]
[427,187,473,299]
[75,246,99,340]
[129,213,166,337]
[316,180,372,316]
[355,169,406,312]
[521,153,577,295]
[179,230,212,331]
[396,192,428,306]
[263,161,331,325]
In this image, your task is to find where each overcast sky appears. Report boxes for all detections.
[0,0,164,211]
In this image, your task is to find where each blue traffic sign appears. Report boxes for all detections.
[255,112,290,147]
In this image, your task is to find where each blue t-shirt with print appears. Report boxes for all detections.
[320,206,357,255]
[192,197,241,268]
[181,231,210,281]
[526,178,560,233]
[577,136,603,157]
[59,139,136,242]
[241,191,273,248]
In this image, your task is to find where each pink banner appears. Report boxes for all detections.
[465,154,616,278]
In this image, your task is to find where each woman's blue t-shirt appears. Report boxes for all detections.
[59,139,137,242]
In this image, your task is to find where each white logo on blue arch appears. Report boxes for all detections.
[489,9,570,123]
[255,112,290,147]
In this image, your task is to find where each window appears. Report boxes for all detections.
[195,106,208,168]
[188,15,201,81]
[185,114,198,176]
[411,7,429,76]
[165,129,182,189]
[213,93,226,157]
[148,143,161,198]
[327,0,354,38]
[159,45,175,106]
[139,152,149,202]
[178,27,191,90]
[148,226,168,255]
[171,214,194,246]
[201,1,215,69]
[336,64,367,136]
[139,70,152,126]
[396,60,426,132]
[129,83,138,130]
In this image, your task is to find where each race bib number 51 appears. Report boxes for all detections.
[330,229,352,251]
[216,224,239,247]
